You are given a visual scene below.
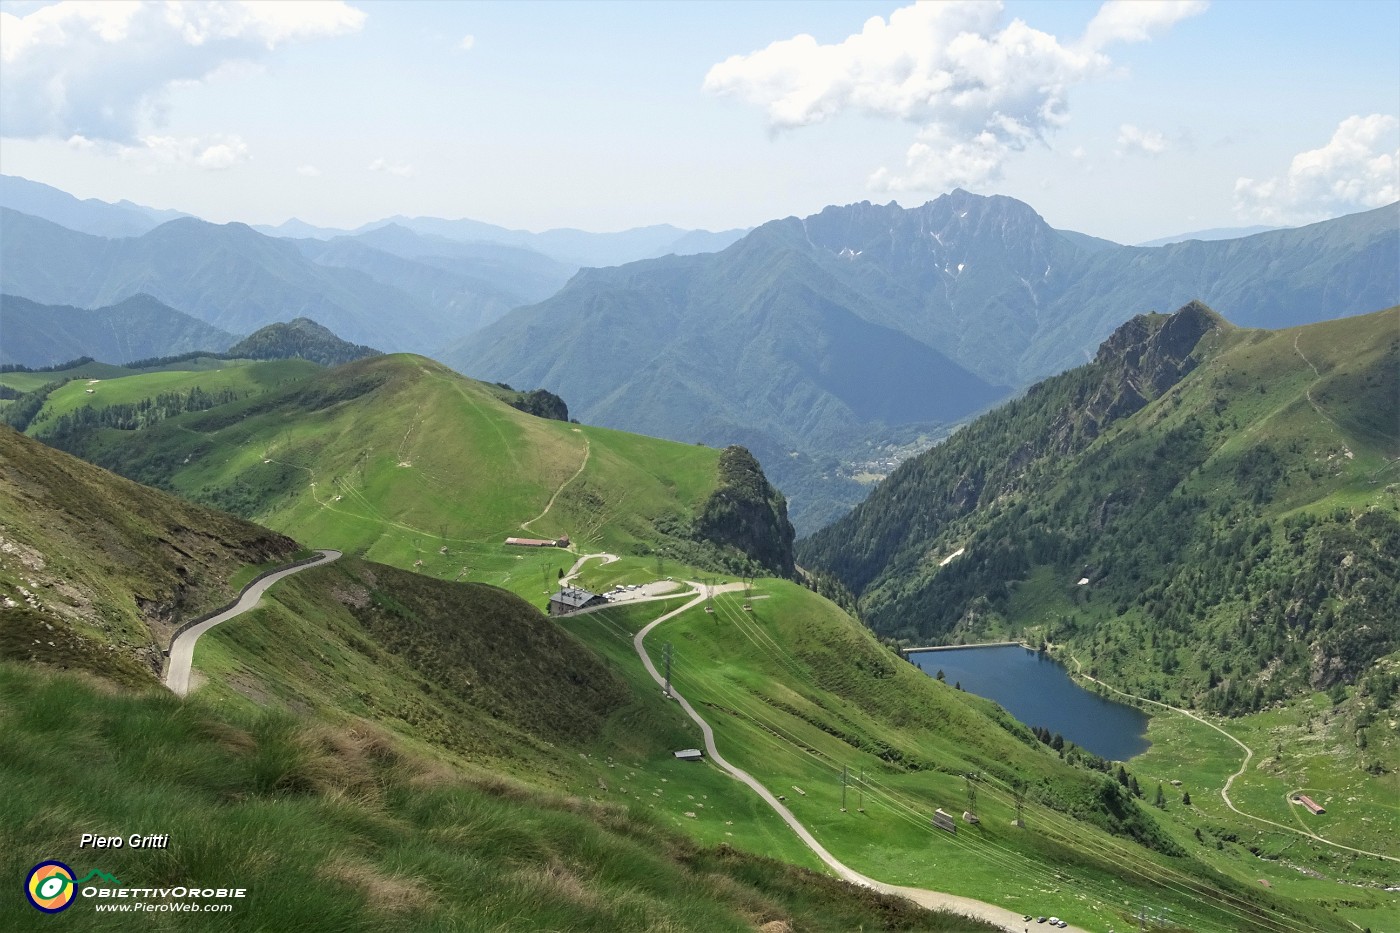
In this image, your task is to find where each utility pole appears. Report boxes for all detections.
[965,772,978,814]
[841,766,848,812]
[857,768,865,813]
[1013,788,1024,828]
[663,642,673,697]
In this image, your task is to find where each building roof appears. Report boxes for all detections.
[673,748,704,760]
[550,586,602,609]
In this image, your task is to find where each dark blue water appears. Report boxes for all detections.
[909,645,1150,760]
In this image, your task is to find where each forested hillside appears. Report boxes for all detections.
[800,305,1400,712]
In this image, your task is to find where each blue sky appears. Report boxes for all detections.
[1,0,1396,243]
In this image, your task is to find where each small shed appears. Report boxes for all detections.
[673,749,704,762]
[1294,794,1325,814]
[931,808,957,835]
[548,586,609,616]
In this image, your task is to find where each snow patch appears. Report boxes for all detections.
[939,547,966,567]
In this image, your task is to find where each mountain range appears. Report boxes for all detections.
[260,214,750,268]
[0,293,236,367]
[4,175,1395,531]
[1135,224,1284,247]
[0,173,746,269]
[451,191,1399,530]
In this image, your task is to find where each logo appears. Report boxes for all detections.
[25,861,76,913]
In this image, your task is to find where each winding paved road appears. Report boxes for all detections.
[165,549,341,697]
[634,586,1081,933]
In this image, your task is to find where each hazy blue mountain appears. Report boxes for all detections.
[0,293,235,367]
[1055,228,1121,253]
[449,208,1011,532]
[328,223,574,301]
[367,215,750,267]
[250,218,350,239]
[257,214,750,267]
[0,208,442,351]
[1136,224,1283,247]
[0,174,188,239]
[292,234,567,342]
[1024,202,1400,378]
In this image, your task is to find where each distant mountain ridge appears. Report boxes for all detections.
[258,214,750,267]
[0,293,235,367]
[1136,224,1283,247]
[451,192,1398,531]
[0,207,553,354]
[0,174,189,238]
[0,174,747,270]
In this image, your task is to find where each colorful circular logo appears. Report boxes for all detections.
[26,861,76,913]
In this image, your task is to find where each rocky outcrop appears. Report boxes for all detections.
[692,446,796,577]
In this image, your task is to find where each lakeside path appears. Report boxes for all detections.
[1064,652,1398,864]
[635,586,1085,933]
[165,549,341,697]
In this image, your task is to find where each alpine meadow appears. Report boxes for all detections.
[1,2,1397,933]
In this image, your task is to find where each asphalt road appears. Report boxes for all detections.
[164,549,341,697]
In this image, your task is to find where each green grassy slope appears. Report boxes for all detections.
[569,585,1359,933]
[3,404,997,930]
[0,427,297,686]
[11,346,1389,929]
[27,354,746,599]
[1,426,816,875]
[188,558,826,873]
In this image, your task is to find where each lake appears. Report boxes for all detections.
[909,644,1150,760]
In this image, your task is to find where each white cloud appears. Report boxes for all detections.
[1081,0,1208,50]
[704,0,1205,194]
[0,1,365,143]
[1235,115,1399,223]
[120,134,250,170]
[369,158,415,178]
[458,34,476,51]
[296,164,321,177]
[869,129,1011,193]
[1117,123,1168,156]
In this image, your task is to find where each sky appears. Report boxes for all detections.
[0,0,1396,244]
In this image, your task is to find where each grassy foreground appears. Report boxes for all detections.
[0,663,997,933]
